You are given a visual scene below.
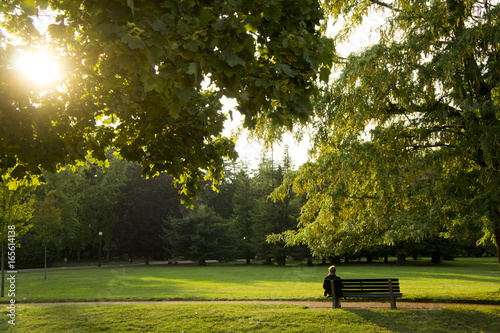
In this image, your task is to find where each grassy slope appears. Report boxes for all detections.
[12,257,500,303]
[1,258,499,332]
[2,304,500,332]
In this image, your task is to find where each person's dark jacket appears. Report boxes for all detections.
[323,274,343,297]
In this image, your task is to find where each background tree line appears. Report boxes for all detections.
[6,146,495,270]
[9,147,310,268]
[1,0,499,277]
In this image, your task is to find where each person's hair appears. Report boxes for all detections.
[328,265,336,274]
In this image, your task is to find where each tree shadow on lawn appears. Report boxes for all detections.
[348,306,500,333]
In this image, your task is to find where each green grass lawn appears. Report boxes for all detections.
[1,257,499,332]
[11,257,500,304]
[2,303,500,332]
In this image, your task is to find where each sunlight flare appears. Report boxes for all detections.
[14,51,60,85]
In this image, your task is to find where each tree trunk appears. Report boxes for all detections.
[431,249,441,265]
[246,257,251,264]
[145,256,150,265]
[276,255,286,266]
[396,254,406,263]
[44,245,47,280]
[307,256,313,266]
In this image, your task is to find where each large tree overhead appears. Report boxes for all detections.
[274,0,500,267]
[0,0,334,201]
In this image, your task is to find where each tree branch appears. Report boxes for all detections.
[369,0,401,12]
[409,143,455,150]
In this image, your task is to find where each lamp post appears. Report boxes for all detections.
[98,231,103,267]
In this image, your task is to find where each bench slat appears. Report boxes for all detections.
[342,279,399,283]
[343,292,403,297]
[343,287,401,290]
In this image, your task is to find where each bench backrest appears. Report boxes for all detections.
[341,279,400,293]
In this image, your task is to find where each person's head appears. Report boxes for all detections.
[328,265,336,274]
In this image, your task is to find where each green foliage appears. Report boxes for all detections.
[252,149,308,265]
[31,190,62,246]
[0,0,334,203]
[40,152,129,261]
[230,162,256,263]
[274,0,500,265]
[31,190,63,278]
[165,204,233,264]
[0,175,35,244]
[114,163,182,261]
[0,174,35,295]
[200,162,237,220]
[15,232,60,269]
[42,169,83,257]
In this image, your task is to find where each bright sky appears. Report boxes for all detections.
[221,97,312,170]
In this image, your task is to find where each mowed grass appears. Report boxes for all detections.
[1,258,499,332]
[3,304,500,332]
[11,257,500,304]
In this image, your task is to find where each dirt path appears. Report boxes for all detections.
[18,301,500,310]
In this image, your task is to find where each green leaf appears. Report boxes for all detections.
[275,64,297,77]
[142,73,162,93]
[184,39,201,52]
[151,18,166,32]
[175,87,195,103]
[200,7,213,27]
[255,78,271,88]
[319,67,331,83]
[120,34,145,49]
[225,52,245,67]
[282,37,289,48]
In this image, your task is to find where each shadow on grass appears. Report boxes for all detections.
[348,306,500,333]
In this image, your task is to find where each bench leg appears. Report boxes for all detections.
[335,297,341,308]
[389,279,397,310]
[330,280,341,309]
[390,297,397,310]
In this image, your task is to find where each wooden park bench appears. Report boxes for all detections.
[330,278,402,310]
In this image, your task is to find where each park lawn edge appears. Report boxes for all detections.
[3,303,500,333]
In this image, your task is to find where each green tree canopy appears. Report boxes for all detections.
[0,0,334,202]
[114,163,182,263]
[164,204,232,265]
[253,149,306,265]
[274,0,500,267]
[230,162,256,264]
[0,175,35,295]
[31,190,63,279]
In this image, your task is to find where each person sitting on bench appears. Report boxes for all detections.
[323,265,343,308]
